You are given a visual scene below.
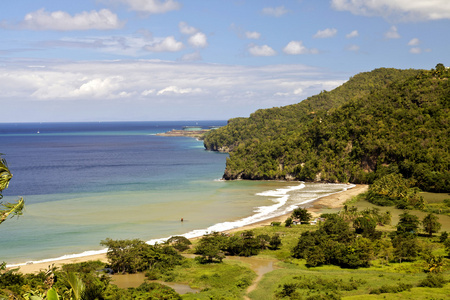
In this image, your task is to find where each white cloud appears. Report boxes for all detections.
[145,36,184,52]
[346,30,359,38]
[113,0,181,14]
[39,33,159,57]
[408,38,420,46]
[313,28,338,38]
[180,51,202,61]
[188,32,208,48]
[28,74,125,99]
[179,21,198,35]
[157,86,202,95]
[0,60,347,121]
[248,45,277,56]
[283,41,318,55]
[409,47,431,54]
[261,6,288,17]
[68,77,124,98]
[384,26,400,39]
[141,89,155,96]
[245,31,261,39]
[346,44,360,52]
[331,0,450,21]
[293,88,304,95]
[410,47,422,54]
[18,8,124,31]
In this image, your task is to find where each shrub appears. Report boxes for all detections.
[136,282,181,300]
[367,173,425,209]
[369,283,412,294]
[439,231,448,243]
[269,233,282,250]
[167,236,192,252]
[291,207,312,223]
[418,273,448,288]
[276,283,298,298]
[100,238,184,273]
[285,217,293,227]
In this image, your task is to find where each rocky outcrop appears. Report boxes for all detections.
[156,129,210,139]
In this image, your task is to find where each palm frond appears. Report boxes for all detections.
[0,154,13,198]
[0,197,24,225]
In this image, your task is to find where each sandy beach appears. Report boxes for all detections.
[14,184,368,274]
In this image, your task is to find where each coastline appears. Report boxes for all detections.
[13,184,368,275]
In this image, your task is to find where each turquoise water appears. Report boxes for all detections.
[0,122,350,265]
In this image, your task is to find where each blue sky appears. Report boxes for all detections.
[1,0,449,122]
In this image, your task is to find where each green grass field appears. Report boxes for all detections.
[180,192,450,299]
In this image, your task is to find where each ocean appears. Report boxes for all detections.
[0,121,351,266]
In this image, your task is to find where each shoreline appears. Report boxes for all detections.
[13,184,368,274]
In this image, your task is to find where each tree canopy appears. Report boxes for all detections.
[204,65,450,192]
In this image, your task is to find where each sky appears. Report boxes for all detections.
[1,0,449,122]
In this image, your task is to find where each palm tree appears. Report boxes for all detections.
[0,154,24,225]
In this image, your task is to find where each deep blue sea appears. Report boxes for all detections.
[0,121,351,265]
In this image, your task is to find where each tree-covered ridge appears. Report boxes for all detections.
[205,66,449,192]
[204,68,421,152]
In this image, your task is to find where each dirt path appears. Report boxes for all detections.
[222,256,277,300]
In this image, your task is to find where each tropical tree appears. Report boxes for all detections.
[194,232,226,263]
[291,207,312,223]
[392,235,419,263]
[166,236,191,252]
[367,173,425,209]
[353,216,377,238]
[0,154,24,225]
[100,238,184,273]
[396,212,420,235]
[63,272,85,300]
[422,213,442,237]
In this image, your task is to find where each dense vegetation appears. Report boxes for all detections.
[204,65,449,192]
[194,230,282,263]
[2,65,450,299]
[2,193,450,299]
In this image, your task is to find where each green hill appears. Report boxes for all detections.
[203,65,449,192]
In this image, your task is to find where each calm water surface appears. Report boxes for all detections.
[0,122,350,265]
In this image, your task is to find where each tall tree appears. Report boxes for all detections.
[422,213,442,237]
[396,212,420,235]
[291,207,312,223]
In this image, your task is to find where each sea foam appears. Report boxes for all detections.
[7,182,353,268]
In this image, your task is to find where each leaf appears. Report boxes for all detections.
[46,288,59,300]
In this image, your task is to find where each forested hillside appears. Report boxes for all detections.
[204,65,449,192]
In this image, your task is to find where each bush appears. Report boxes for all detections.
[61,260,105,274]
[418,273,448,288]
[167,236,192,252]
[443,198,450,207]
[285,217,293,227]
[136,282,182,300]
[291,207,312,223]
[269,233,282,250]
[439,231,448,243]
[276,283,298,298]
[194,232,228,263]
[367,174,425,209]
[369,283,412,294]
[100,238,184,273]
